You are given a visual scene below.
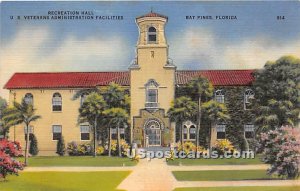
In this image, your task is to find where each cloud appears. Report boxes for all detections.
[169,27,300,70]
[0,26,129,99]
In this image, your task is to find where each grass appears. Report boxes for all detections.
[0,171,130,191]
[174,186,300,191]
[17,156,137,167]
[167,155,263,166]
[172,170,277,181]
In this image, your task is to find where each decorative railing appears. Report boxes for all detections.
[145,102,159,108]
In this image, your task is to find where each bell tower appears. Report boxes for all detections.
[130,11,176,146]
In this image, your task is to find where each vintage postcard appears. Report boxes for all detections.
[0,1,299,191]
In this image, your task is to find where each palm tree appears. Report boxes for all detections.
[73,83,130,146]
[103,108,129,157]
[79,92,106,157]
[202,100,230,150]
[186,77,214,147]
[102,83,128,108]
[2,99,41,166]
[168,96,198,145]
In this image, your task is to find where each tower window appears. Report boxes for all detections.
[145,79,159,108]
[147,89,158,103]
[148,27,157,43]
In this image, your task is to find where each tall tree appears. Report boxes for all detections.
[2,99,41,165]
[79,92,106,157]
[202,100,230,150]
[103,82,129,109]
[186,77,214,147]
[73,83,130,147]
[103,108,129,157]
[168,96,198,145]
[253,56,300,132]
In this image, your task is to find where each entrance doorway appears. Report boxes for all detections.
[145,119,161,146]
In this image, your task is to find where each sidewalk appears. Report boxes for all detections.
[24,166,134,172]
[117,158,177,191]
[168,164,268,171]
[175,179,300,188]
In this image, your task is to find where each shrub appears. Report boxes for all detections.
[67,141,78,156]
[78,143,92,155]
[67,141,92,156]
[176,141,206,154]
[56,136,66,156]
[213,139,235,155]
[0,139,24,179]
[110,139,130,157]
[259,126,300,179]
[96,146,105,156]
[29,134,39,156]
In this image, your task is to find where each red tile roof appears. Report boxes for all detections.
[176,70,255,86]
[4,70,255,89]
[136,12,168,20]
[4,72,129,89]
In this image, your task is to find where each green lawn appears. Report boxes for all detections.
[18,156,137,167]
[174,186,300,191]
[0,171,130,191]
[167,156,263,166]
[172,170,277,181]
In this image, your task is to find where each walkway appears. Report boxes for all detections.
[117,158,177,191]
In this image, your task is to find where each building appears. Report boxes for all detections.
[4,12,255,155]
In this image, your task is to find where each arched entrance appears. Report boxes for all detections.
[144,119,162,146]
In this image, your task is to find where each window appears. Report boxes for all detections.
[189,125,196,139]
[148,27,157,43]
[215,90,224,103]
[216,124,226,139]
[244,124,255,139]
[120,128,125,139]
[24,93,33,105]
[80,125,90,140]
[52,125,62,140]
[80,94,87,106]
[145,79,159,108]
[244,89,255,110]
[183,125,188,140]
[111,128,125,139]
[147,89,158,103]
[24,126,34,140]
[52,93,62,111]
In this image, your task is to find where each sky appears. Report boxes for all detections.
[1,1,300,99]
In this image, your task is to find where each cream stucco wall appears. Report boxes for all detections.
[8,89,87,155]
